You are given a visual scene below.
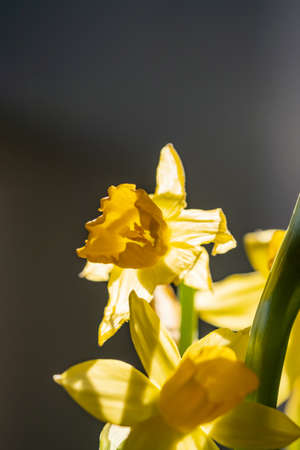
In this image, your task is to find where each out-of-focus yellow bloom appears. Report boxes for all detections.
[195,229,285,330]
[78,144,236,345]
[195,229,300,404]
[54,293,300,450]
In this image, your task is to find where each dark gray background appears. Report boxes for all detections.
[1,1,300,449]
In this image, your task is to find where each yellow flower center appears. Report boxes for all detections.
[77,184,169,268]
[158,346,258,433]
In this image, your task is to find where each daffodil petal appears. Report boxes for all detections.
[54,360,160,426]
[121,416,182,450]
[179,248,212,291]
[152,144,186,219]
[183,328,250,362]
[129,293,180,387]
[177,427,218,450]
[285,377,300,450]
[195,272,265,330]
[168,208,236,255]
[244,229,277,277]
[79,261,114,282]
[152,285,181,343]
[99,424,130,450]
[98,267,153,345]
[205,401,300,448]
[154,143,186,198]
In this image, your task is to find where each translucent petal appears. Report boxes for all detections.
[183,327,250,362]
[154,144,185,196]
[206,401,300,448]
[54,359,160,426]
[152,144,186,219]
[152,285,181,343]
[129,293,180,387]
[195,272,265,329]
[121,416,182,450]
[179,248,212,291]
[99,424,130,450]
[79,261,113,282]
[244,229,277,276]
[168,208,236,255]
[177,427,218,450]
[98,267,153,345]
[285,377,300,450]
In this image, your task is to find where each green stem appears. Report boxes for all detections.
[236,195,300,450]
[178,283,198,355]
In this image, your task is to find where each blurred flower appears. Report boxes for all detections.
[195,229,284,330]
[54,293,300,450]
[78,144,236,345]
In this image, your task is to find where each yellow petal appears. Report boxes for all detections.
[159,346,258,432]
[244,229,277,277]
[99,424,130,450]
[152,285,181,343]
[168,208,236,255]
[98,267,153,345]
[179,248,212,291]
[206,401,300,448]
[195,272,265,330]
[183,327,250,362]
[152,144,186,220]
[177,427,218,450]
[268,229,286,268]
[285,377,300,450]
[53,359,160,426]
[79,261,113,282]
[129,292,180,387]
[121,416,182,450]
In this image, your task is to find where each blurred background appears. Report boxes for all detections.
[1,1,300,449]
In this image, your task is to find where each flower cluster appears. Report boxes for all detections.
[54,144,300,450]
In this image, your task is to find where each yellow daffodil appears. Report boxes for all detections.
[77,144,236,345]
[195,229,286,330]
[54,293,300,450]
[195,228,300,403]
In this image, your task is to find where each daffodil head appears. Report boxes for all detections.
[77,143,236,345]
[77,184,169,268]
[55,294,300,450]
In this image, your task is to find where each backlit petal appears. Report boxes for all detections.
[244,229,277,277]
[183,328,250,362]
[99,424,130,450]
[195,272,265,329]
[129,293,180,387]
[180,248,212,291]
[54,360,159,426]
[168,208,236,255]
[206,401,300,448]
[98,267,153,345]
[152,285,181,343]
[152,144,186,219]
[177,427,218,450]
[79,261,113,282]
[121,416,182,450]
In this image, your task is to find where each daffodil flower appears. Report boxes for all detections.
[195,229,285,329]
[77,144,236,345]
[195,228,300,404]
[54,293,300,450]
